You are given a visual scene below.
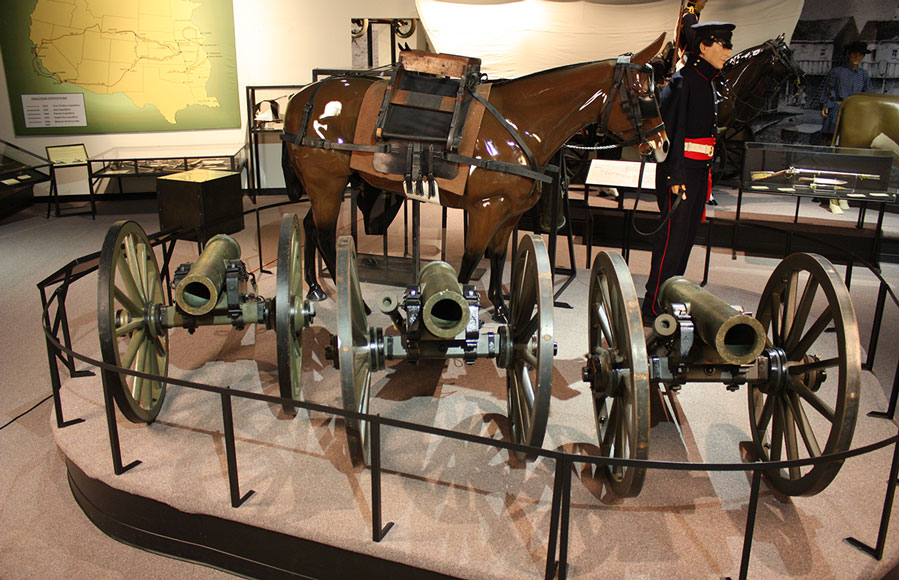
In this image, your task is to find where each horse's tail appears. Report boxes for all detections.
[281,141,305,202]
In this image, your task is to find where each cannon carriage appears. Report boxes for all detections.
[582,250,861,497]
[97,214,316,421]
[328,233,555,465]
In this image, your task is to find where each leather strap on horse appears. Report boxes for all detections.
[445,152,556,183]
[467,89,550,178]
[596,55,665,149]
[282,77,557,184]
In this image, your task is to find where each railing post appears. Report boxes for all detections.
[845,434,899,560]
[221,388,254,507]
[370,418,394,541]
[545,456,572,580]
[99,370,140,475]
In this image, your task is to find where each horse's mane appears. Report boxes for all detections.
[723,37,787,72]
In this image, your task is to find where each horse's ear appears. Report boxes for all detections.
[632,33,667,66]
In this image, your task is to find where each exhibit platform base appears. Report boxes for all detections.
[53,260,899,580]
[65,458,455,579]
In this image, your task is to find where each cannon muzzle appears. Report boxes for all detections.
[174,234,241,316]
[659,277,766,365]
[419,261,470,339]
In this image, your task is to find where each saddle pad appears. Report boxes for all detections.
[350,81,491,198]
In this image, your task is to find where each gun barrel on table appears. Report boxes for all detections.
[750,167,880,182]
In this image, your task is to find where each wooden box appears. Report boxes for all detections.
[157,169,244,243]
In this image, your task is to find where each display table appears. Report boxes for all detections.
[0,139,51,219]
[157,168,244,243]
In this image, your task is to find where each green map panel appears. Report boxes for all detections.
[0,0,240,135]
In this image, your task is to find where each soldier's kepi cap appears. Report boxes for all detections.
[691,22,736,50]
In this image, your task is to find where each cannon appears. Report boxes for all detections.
[582,251,860,497]
[97,214,315,422]
[329,234,554,466]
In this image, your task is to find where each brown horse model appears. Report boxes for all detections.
[282,34,669,320]
[832,93,899,151]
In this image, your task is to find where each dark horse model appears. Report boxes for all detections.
[282,35,670,319]
[714,34,804,178]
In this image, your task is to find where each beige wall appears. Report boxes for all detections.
[0,0,418,192]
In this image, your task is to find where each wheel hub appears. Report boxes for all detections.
[586,349,623,398]
[759,347,790,395]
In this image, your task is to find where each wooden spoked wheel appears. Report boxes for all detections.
[505,234,554,461]
[586,251,650,497]
[336,236,373,466]
[749,253,861,496]
[276,213,305,414]
[97,220,168,423]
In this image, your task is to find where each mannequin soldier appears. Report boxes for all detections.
[642,22,735,322]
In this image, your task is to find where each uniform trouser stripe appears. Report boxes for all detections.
[643,165,711,316]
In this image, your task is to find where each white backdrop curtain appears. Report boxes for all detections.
[415,0,805,78]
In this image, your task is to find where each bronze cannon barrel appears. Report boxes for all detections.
[174,234,241,316]
[419,260,470,339]
[659,277,766,365]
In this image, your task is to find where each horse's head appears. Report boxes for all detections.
[716,34,804,131]
[768,34,804,90]
[597,33,670,162]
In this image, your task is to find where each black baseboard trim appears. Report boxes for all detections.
[65,457,459,580]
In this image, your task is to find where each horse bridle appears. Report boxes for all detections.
[596,54,665,150]
[724,39,802,119]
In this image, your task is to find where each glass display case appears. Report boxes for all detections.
[1,139,52,218]
[246,85,305,197]
[0,139,51,192]
[742,142,896,203]
[90,143,248,178]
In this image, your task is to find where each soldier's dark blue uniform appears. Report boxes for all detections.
[643,22,735,320]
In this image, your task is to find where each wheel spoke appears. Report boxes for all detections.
[788,307,834,360]
[144,348,160,408]
[781,403,802,479]
[511,372,529,437]
[115,254,144,306]
[767,291,782,346]
[146,256,160,303]
[517,363,536,413]
[781,270,799,341]
[137,241,150,298]
[784,276,819,351]
[789,356,839,375]
[515,344,539,370]
[115,318,142,336]
[132,338,148,400]
[786,391,822,457]
[124,235,146,302]
[755,391,777,433]
[120,329,146,369]
[514,313,539,344]
[770,399,784,461]
[595,301,615,350]
[790,376,835,422]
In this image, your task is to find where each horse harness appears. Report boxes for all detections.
[281,51,556,204]
[282,52,662,203]
[596,54,666,149]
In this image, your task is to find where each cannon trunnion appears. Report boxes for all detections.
[583,251,861,498]
[97,215,315,422]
